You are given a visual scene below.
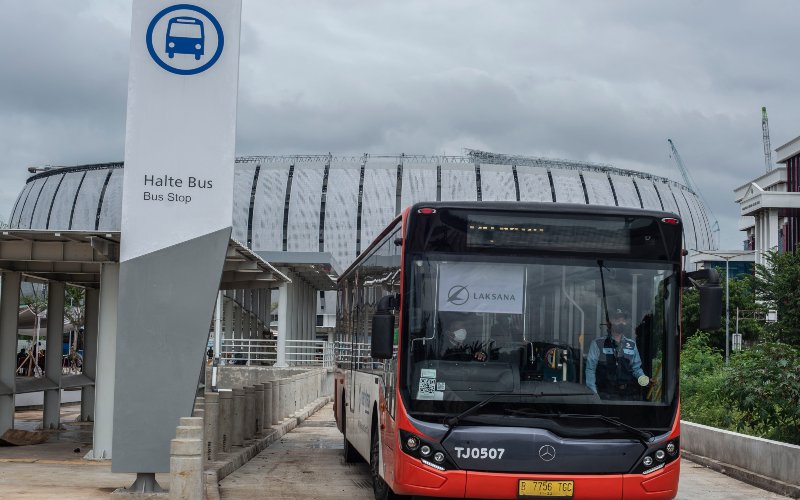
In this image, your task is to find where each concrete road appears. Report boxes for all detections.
[220,403,787,500]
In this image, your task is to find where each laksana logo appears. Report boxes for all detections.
[447,284,517,306]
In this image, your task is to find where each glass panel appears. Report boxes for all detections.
[361,159,397,249]
[70,170,109,230]
[401,160,438,209]
[440,162,477,201]
[8,182,34,228]
[232,163,257,243]
[550,170,584,204]
[582,171,615,206]
[480,164,516,202]
[48,172,85,230]
[324,161,360,270]
[287,161,325,251]
[516,165,552,202]
[608,174,641,209]
[30,175,61,229]
[16,178,46,229]
[250,160,291,251]
[636,180,664,211]
[98,170,123,231]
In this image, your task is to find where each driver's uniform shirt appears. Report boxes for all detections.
[585,335,645,394]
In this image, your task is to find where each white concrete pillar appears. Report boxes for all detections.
[43,281,65,429]
[0,272,21,434]
[223,295,233,363]
[276,282,289,368]
[90,263,119,459]
[81,287,99,421]
[218,389,233,452]
[204,391,219,461]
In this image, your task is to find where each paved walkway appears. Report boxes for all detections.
[0,404,169,499]
[220,402,787,500]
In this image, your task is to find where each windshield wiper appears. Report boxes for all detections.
[444,391,590,430]
[505,409,653,442]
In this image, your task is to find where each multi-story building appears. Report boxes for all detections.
[735,135,800,266]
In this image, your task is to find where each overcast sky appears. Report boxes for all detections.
[1,0,798,249]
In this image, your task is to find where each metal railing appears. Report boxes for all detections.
[220,338,334,367]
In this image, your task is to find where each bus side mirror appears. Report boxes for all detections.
[372,293,399,359]
[685,269,723,331]
[698,285,723,331]
[371,314,395,359]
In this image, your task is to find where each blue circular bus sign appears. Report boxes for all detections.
[146,4,224,75]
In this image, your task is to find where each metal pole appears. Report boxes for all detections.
[212,291,222,391]
[725,259,730,365]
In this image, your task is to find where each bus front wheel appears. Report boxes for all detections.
[371,420,408,500]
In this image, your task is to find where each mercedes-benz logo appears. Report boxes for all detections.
[447,285,469,305]
[538,445,556,462]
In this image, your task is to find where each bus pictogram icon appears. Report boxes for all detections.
[146,4,224,75]
[166,16,205,60]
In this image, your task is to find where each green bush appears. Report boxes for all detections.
[680,333,733,428]
[720,342,800,445]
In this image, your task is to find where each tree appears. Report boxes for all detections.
[64,286,86,354]
[753,250,800,346]
[681,274,763,349]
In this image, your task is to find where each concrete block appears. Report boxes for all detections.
[204,392,219,462]
[170,454,202,500]
[262,382,272,431]
[254,385,264,435]
[271,380,280,425]
[219,389,233,453]
[232,388,245,447]
[244,386,255,440]
[171,438,203,456]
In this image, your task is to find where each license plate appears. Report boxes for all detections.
[518,480,574,498]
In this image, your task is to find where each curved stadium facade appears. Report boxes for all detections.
[7,152,716,270]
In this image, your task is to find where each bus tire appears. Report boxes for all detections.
[371,417,408,500]
[342,396,360,463]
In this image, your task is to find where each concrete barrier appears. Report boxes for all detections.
[204,392,219,462]
[219,390,233,453]
[232,388,245,447]
[170,417,203,500]
[261,382,272,432]
[254,385,264,435]
[271,380,280,425]
[244,386,255,440]
[682,420,800,496]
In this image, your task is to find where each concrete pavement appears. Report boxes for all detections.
[0,402,788,499]
[219,403,788,500]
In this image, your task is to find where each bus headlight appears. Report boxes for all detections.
[420,445,432,457]
[655,449,666,461]
[666,441,677,455]
[433,451,445,463]
[405,436,419,451]
[642,456,653,467]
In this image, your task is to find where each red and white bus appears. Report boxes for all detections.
[334,202,720,500]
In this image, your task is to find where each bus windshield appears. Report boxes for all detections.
[400,208,680,432]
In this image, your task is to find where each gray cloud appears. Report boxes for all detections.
[2,0,799,249]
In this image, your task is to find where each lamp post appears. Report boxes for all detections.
[691,250,753,364]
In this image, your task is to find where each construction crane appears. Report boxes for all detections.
[667,138,720,249]
[762,106,773,172]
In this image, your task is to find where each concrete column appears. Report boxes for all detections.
[81,287,99,421]
[170,417,203,500]
[232,388,245,446]
[90,263,118,459]
[43,281,65,429]
[192,396,205,419]
[271,379,280,425]
[244,386,255,440]
[219,389,233,452]
[279,378,289,419]
[276,282,289,367]
[262,382,272,432]
[204,392,219,461]
[254,384,264,435]
[0,271,21,435]
[223,295,233,363]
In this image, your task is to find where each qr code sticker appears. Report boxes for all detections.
[419,377,436,395]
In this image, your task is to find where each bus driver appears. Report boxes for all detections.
[585,307,650,398]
